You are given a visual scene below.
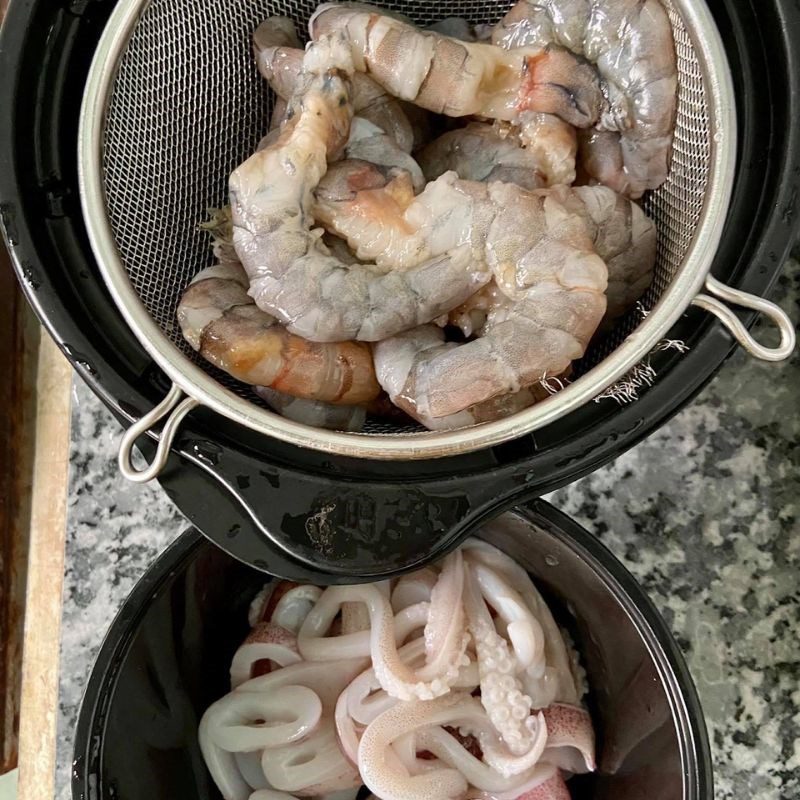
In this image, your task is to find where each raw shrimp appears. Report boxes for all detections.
[254,387,367,431]
[418,122,546,191]
[374,325,553,430]
[446,282,507,339]
[177,262,380,404]
[270,96,289,131]
[370,182,608,419]
[312,159,419,264]
[269,113,425,190]
[230,37,491,342]
[254,17,415,153]
[492,0,677,196]
[309,4,604,128]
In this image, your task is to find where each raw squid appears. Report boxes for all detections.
[230,37,492,343]
[199,538,595,800]
[309,4,604,128]
[492,0,677,197]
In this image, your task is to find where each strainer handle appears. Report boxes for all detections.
[691,276,795,362]
[119,384,199,483]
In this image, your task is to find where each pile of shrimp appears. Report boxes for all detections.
[177,1,675,432]
[199,538,595,800]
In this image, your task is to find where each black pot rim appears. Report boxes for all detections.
[71,500,713,800]
[1,0,798,484]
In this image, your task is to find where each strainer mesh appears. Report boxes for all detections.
[101,0,709,434]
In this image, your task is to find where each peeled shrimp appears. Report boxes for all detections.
[418,122,546,191]
[254,17,415,153]
[309,3,604,128]
[493,0,677,196]
[230,38,491,343]
[373,326,547,430]
[177,262,380,404]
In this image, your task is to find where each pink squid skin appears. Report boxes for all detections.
[229,622,301,688]
[541,703,596,773]
[513,770,571,800]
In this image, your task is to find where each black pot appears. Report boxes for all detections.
[1,0,799,580]
[72,501,712,800]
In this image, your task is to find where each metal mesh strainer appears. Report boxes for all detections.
[78,0,795,474]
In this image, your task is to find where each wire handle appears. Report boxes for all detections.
[691,275,795,362]
[118,384,199,483]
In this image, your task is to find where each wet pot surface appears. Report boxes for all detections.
[73,501,711,800]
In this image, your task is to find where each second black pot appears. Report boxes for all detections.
[72,500,712,800]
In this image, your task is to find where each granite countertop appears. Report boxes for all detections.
[55,267,799,800]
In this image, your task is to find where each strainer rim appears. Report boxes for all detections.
[78,0,737,461]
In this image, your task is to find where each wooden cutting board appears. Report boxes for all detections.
[0,82,73,800]
[0,256,72,799]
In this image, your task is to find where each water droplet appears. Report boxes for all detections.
[191,439,222,467]
[61,344,98,377]
[544,554,559,567]
[21,262,41,290]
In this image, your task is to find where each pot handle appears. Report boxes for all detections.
[119,384,199,483]
[691,275,795,362]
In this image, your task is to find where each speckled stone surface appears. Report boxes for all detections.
[54,266,798,800]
